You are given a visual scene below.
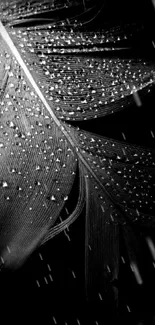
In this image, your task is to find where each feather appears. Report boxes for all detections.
[5,24,155,121]
[0,27,78,268]
[0,1,155,304]
[0,0,98,26]
[84,170,120,301]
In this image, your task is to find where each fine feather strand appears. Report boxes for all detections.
[6,24,155,121]
[85,170,119,301]
[0,26,78,268]
[41,162,85,243]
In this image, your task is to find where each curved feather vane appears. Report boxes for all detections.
[67,125,155,298]
[0,0,98,27]
[0,32,78,268]
[69,126,155,222]
[85,172,120,301]
[41,161,85,243]
[0,0,155,304]
[5,24,155,121]
[0,0,91,20]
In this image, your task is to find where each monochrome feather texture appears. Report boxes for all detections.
[0,0,155,303]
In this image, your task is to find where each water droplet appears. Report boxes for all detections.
[51,195,56,201]
[16,186,22,191]
[63,195,68,201]
[5,196,10,201]
[1,181,8,188]
[34,180,41,186]
[7,121,15,128]
[35,165,41,171]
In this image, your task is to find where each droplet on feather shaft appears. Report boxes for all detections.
[130,262,143,285]
[146,237,155,260]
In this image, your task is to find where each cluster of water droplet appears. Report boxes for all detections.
[0,41,77,261]
[73,127,155,225]
[0,0,74,22]
[9,27,155,121]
